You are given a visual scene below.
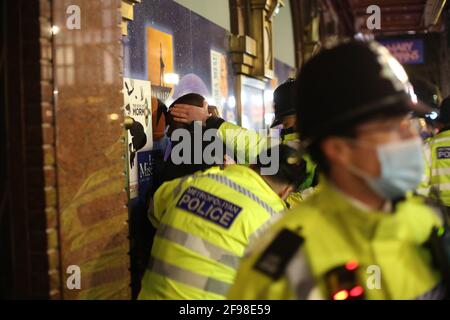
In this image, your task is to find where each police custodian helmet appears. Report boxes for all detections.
[270,78,297,128]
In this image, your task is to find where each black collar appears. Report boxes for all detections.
[281,127,296,137]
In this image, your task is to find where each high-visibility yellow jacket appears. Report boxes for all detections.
[227,178,444,300]
[217,122,317,206]
[421,130,450,206]
[417,137,432,197]
[138,165,287,300]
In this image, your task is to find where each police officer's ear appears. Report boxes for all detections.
[278,185,294,201]
[321,137,354,167]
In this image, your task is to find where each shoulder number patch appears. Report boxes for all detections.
[253,228,304,280]
[176,186,242,229]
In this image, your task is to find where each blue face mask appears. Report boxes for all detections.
[347,138,424,200]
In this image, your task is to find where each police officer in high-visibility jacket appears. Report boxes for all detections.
[138,144,307,300]
[421,97,450,205]
[270,79,317,193]
[227,41,447,300]
[169,80,318,205]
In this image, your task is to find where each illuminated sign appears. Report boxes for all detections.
[379,39,424,64]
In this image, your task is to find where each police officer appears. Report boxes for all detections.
[270,79,317,194]
[421,97,450,205]
[138,144,306,299]
[227,41,446,300]
[169,80,317,204]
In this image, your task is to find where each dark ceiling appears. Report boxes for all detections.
[331,0,447,36]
